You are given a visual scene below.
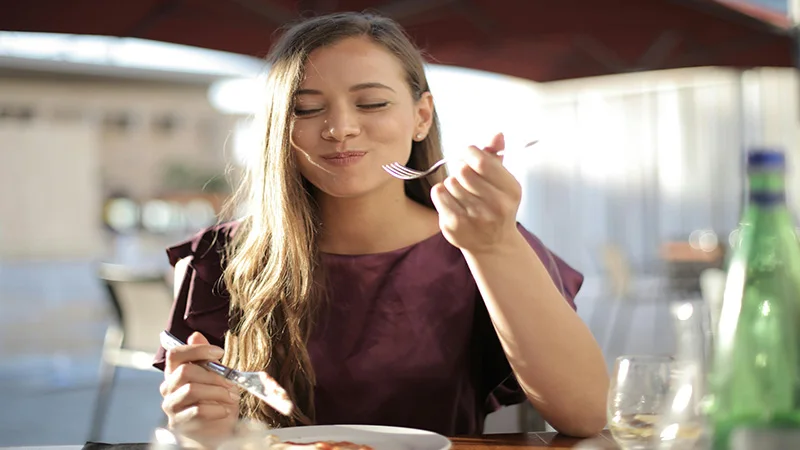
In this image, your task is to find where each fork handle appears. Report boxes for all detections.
[492,139,537,156]
[202,360,235,379]
[160,331,236,379]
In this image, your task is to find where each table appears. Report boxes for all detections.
[2,432,619,450]
[452,431,617,449]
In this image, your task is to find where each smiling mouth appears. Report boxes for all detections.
[320,151,367,166]
[322,151,367,159]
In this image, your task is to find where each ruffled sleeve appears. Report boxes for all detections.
[152,221,240,370]
[477,223,584,410]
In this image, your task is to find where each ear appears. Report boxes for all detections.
[413,91,434,140]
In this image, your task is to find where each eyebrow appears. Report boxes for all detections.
[295,82,396,96]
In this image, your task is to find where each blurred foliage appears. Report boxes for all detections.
[161,162,230,194]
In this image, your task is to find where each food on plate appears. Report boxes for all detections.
[267,435,374,450]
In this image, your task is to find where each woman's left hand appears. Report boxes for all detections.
[430,132,523,254]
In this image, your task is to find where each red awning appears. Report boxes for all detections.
[1,0,795,82]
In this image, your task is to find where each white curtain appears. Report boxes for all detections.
[509,67,800,276]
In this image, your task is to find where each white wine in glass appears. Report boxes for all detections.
[607,355,672,449]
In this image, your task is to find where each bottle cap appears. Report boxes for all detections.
[748,148,786,169]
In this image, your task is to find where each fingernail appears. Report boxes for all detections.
[229,390,239,401]
[209,347,224,359]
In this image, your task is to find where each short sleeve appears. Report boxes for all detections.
[517,224,583,311]
[152,221,240,371]
[478,223,584,411]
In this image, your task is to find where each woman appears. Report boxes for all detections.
[155,11,608,440]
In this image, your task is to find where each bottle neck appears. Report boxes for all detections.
[747,169,786,206]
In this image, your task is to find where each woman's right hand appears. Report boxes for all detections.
[160,331,240,437]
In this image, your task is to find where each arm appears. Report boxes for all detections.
[156,233,240,443]
[463,232,608,437]
[429,133,608,437]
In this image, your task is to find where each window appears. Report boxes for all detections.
[0,104,36,123]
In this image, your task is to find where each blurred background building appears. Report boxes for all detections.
[0,66,239,259]
[1,0,800,446]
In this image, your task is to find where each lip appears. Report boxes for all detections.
[320,151,367,167]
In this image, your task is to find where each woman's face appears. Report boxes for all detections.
[290,36,433,199]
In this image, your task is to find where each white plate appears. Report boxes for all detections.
[268,425,452,450]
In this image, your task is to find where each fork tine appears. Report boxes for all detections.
[394,170,425,180]
[382,163,424,179]
[386,163,426,180]
[383,155,449,180]
[381,164,404,178]
[386,170,417,180]
[389,163,425,177]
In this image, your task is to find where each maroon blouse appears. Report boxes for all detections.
[153,221,583,436]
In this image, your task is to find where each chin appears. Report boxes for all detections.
[303,168,399,200]
[312,180,378,199]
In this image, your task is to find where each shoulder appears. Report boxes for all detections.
[166,221,241,269]
[164,222,242,340]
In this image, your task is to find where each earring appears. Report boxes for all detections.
[415,133,423,140]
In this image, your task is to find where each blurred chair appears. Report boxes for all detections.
[589,244,671,356]
[88,263,173,442]
[589,244,632,355]
[601,244,631,301]
[661,232,725,296]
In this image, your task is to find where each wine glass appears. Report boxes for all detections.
[656,301,710,450]
[607,355,673,449]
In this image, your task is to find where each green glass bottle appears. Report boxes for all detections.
[707,148,800,449]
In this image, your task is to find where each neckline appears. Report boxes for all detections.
[320,231,447,258]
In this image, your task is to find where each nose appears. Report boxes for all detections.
[322,106,360,141]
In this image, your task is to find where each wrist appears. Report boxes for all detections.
[461,228,526,260]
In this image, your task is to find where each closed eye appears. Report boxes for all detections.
[294,108,323,117]
[358,102,390,110]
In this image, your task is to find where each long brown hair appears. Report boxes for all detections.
[220,11,446,427]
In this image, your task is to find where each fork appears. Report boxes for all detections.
[159,330,294,416]
[382,140,538,180]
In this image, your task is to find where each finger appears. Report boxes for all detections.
[452,161,505,200]
[430,183,467,217]
[482,132,505,155]
[164,383,239,415]
[187,331,210,346]
[170,404,234,426]
[165,343,225,375]
[443,176,486,219]
[163,363,236,396]
[460,145,519,194]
